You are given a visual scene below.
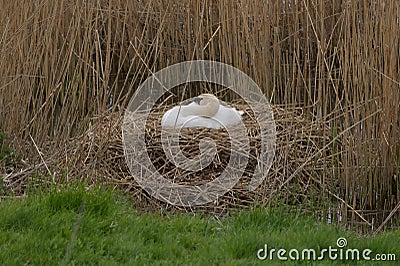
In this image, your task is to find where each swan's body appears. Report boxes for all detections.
[161,94,243,129]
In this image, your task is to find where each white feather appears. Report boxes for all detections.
[161,95,243,129]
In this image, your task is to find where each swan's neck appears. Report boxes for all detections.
[197,99,219,117]
[178,98,219,117]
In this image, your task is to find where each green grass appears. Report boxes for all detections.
[0,186,398,265]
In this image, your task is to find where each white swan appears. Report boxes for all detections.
[161,94,244,129]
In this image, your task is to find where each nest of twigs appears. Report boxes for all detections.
[69,103,335,212]
[2,104,336,214]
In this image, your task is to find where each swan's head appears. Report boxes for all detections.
[193,94,220,117]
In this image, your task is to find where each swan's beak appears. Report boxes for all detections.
[193,97,203,104]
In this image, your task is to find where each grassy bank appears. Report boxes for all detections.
[0,186,398,265]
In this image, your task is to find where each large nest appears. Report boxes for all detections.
[2,104,336,214]
[66,104,334,212]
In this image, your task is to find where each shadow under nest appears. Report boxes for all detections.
[63,103,336,214]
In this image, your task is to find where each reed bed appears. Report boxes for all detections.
[0,0,399,232]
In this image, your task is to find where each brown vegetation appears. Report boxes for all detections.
[0,0,399,232]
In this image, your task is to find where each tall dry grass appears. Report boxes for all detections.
[0,0,399,229]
